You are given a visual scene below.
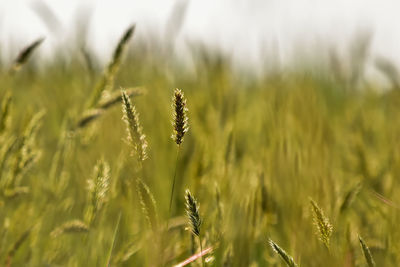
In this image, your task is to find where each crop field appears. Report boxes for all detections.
[1,26,400,266]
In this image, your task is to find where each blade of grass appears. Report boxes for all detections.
[106,212,122,267]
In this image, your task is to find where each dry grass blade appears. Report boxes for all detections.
[121,89,147,162]
[268,239,298,267]
[10,38,44,73]
[173,246,213,267]
[358,235,376,267]
[369,189,400,210]
[50,220,89,237]
[310,199,333,249]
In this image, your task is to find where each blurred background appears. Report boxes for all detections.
[1,0,400,79]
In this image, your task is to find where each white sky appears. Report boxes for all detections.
[0,0,400,73]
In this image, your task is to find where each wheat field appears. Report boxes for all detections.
[1,26,400,266]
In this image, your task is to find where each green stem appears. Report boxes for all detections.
[105,212,122,267]
[199,235,205,267]
[167,146,181,229]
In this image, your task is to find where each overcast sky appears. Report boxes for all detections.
[0,0,400,72]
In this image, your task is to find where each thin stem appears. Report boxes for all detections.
[198,235,205,267]
[167,146,181,229]
[161,147,181,267]
[105,212,122,267]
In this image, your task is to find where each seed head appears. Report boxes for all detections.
[310,199,333,248]
[172,88,189,145]
[185,189,201,237]
[88,160,111,214]
[121,90,147,162]
[268,239,298,267]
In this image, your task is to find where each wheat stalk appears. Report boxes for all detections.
[168,88,189,224]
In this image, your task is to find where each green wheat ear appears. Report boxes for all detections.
[76,109,103,129]
[50,220,89,238]
[185,189,201,237]
[268,239,298,267]
[87,25,135,108]
[172,88,189,146]
[358,235,376,267]
[0,91,12,133]
[121,89,148,162]
[85,159,111,225]
[185,189,205,267]
[9,37,44,74]
[136,178,158,232]
[310,199,333,249]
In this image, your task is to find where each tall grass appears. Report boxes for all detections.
[0,26,399,266]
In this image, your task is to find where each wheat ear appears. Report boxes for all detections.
[358,235,376,267]
[268,239,298,267]
[185,189,204,267]
[121,89,147,162]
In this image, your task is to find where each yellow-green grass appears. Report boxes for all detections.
[0,37,399,266]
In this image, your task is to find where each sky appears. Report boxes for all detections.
[0,0,400,75]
